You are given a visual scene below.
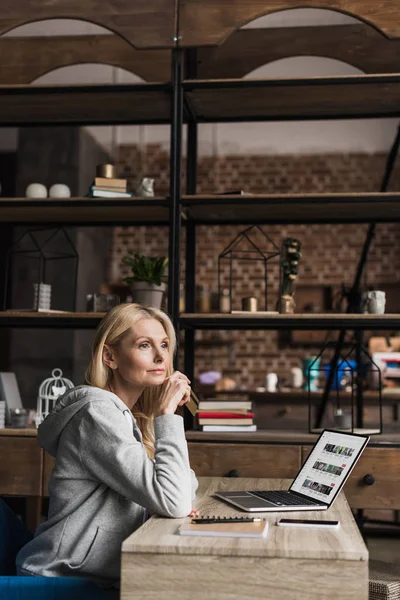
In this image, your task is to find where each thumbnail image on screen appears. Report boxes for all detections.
[302,478,333,496]
[312,460,344,476]
[323,444,354,457]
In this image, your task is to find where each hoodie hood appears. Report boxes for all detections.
[38,385,128,456]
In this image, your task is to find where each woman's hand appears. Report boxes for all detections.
[188,508,200,517]
[155,370,191,417]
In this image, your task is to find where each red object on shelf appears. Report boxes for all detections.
[197,412,254,419]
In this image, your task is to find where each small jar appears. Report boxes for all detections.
[242,296,258,312]
[220,288,231,313]
[198,284,211,313]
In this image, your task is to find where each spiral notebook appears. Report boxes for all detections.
[179,517,268,538]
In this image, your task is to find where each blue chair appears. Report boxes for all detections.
[0,498,112,599]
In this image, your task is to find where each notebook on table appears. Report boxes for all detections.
[215,429,369,512]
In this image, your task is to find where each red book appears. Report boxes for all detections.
[197,412,254,419]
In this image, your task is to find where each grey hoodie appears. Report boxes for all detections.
[16,385,198,588]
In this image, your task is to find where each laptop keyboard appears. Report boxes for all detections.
[249,490,318,506]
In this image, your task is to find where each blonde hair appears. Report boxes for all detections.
[85,303,177,459]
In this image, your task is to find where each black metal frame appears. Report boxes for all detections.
[169,52,400,431]
[217,225,281,313]
[168,48,184,336]
[307,341,383,435]
[315,124,400,430]
[0,47,400,435]
[3,226,79,312]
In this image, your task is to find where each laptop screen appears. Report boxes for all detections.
[289,430,369,506]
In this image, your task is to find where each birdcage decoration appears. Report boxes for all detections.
[307,341,382,435]
[35,368,74,427]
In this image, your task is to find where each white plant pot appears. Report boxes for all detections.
[130,281,166,309]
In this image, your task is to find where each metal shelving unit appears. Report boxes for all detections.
[0,18,400,433]
[175,51,400,431]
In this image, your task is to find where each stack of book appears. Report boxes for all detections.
[0,401,5,429]
[197,397,256,432]
[90,176,131,198]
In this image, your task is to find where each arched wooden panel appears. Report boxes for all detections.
[178,1,400,46]
[0,36,171,84]
[196,25,400,78]
[0,0,175,49]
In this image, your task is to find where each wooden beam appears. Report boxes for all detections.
[0,36,171,84]
[0,0,175,49]
[179,0,400,46]
[197,25,400,78]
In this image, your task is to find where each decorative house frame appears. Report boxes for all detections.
[3,227,79,311]
[217,224,281,313]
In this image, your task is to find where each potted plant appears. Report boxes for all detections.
[122,251,168,308]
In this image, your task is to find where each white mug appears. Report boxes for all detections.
[266,373,278,393]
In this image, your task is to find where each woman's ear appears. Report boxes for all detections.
[103,345,118,370]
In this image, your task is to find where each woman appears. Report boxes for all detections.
[17,303,199,592]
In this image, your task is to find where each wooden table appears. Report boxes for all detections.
[121,477,368,600]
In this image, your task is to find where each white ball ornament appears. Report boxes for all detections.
[49,183,71,198]
[25,183,47,198]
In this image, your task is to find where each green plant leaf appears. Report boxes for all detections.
[121,251,168,285]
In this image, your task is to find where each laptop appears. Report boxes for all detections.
[215,429,369,512]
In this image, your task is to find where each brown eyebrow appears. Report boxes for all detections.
[135,336,169,342]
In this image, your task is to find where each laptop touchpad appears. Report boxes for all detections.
[226,495,275,509]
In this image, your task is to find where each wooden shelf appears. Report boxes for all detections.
[198,389,400,406]
[0,197,170,224]
[185,429,400,446]
[184,74,400,122]
[182,193,400,224]
[2,74,399,127]
[6,311,399,331]
[0,312,105,328]
[180,313,400,331]
[0,83,172,126]
[4,194,398,225]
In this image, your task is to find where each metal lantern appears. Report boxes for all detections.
[307,341,382,435]
[36,368,74,427]
[3,226,79,311]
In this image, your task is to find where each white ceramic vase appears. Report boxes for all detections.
[25,183,47,198]
[49,183,71,198]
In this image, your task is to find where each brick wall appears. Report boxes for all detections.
[112,145,400,389]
